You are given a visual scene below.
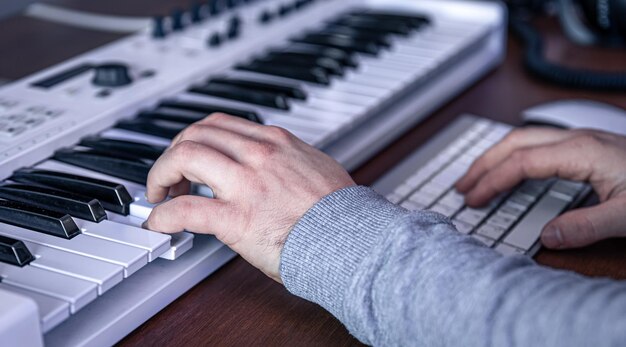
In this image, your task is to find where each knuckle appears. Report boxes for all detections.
[572,133,604,149]
[206,112,229,122]
[504,128,526,144]
[265,126,293,143]
[249,141,277,160]
[173,140,200,160]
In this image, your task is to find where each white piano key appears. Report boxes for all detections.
[0,264,97,314]
[158,232,194,260]
[343,72,402,90]
[0,283,70,333]
[24,240,124,295]
[0,223,147,277]
[76,220,171,262]
[307,87,379,107]
[329,80,391,99]
[300,97,367,116]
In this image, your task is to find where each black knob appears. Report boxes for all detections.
[92,63,133,87]
[171,8,185,31]
[278,4,293,16]
[152,15,167,38]
[258,10,273,24]
[207,32,222,47]
[190,3,204,23]
[226,16,241,38]
[208,0,223,16]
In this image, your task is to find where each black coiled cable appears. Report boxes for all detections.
[510,16,626,91]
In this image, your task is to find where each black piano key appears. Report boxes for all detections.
[10,169,133,216]
[319,26,392,48]
[115,118,187,140]
[332,17,413,36]
[0,235,34,267]
[79,136,165,161]
[291,34,380,55]
[53,149,152,185]
[259,54,344,76]
[208,77,308,100]
[269,47,359,68]
[158,100,262,123]
[0,184,107,223]
[354,11,430,26]
[0,200,80,240]
[189,83,290,110]
[236,62,331,85]
[137,109,206,125]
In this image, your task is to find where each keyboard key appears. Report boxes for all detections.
[495,243,524,256]
[208,77,308,100]
[471,234,495,247]
[189,83,290,110]
[25,240,124,295]
[75,219,170,262]
[158,100,261,123]
[400,200,424,211]
[79,137,165,161]
[0,222,147,277]
[0,235,34,267]
[53,149,152,185]
[10,169,134,216]
[429,203,457,217]
[0,283,69,332]
[476,223,506,240]
[409,190,438,207]
[0,200,79,239]
[487,212,517,230]
[0,263,97,313]
[0,184,107,223]
[455,208,489,227]
[503,193,571,251]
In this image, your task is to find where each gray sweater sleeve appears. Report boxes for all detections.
[279,186,626,346]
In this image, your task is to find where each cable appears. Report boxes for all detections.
[24,3,150,33]
[510,16,626,91]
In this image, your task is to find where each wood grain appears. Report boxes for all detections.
[0,4,624,345]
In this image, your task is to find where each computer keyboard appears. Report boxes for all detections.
[373,115,591,256]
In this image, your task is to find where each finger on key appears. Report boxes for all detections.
[456,127,573,193]
[541,195,626,249]
[146,140,240,203]
[464,138,595,206]
[144,195,234,238]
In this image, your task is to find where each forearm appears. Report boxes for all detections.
[280,186,626,346]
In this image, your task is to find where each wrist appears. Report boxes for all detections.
[279,186,409,320]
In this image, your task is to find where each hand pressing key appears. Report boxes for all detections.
[143,113,355,282]
[455,127,626,250]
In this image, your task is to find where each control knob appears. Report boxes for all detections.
[92,63,133,87]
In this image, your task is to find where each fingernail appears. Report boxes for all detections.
[542,225,563,249]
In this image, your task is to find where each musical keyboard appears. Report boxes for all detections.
[0,0,506,345]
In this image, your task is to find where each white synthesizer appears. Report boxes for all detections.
[0,0,506,345]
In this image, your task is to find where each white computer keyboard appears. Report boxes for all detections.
[373,115,590,256]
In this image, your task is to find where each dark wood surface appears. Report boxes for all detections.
[0,3,625,346]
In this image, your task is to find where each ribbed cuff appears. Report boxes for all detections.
[279,185,410,320]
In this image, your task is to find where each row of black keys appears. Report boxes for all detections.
[112,10,432,141]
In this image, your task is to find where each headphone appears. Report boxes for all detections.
[508,0,626,90]
[559,0,626,46]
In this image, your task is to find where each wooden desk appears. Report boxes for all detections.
[0,4,625,346]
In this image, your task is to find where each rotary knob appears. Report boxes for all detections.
[92,63,133,87]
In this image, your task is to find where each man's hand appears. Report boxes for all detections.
[143,114,355,282]
[456,127,626,250]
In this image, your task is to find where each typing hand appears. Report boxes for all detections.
[455,127,626,250]
[143,114,355,282]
